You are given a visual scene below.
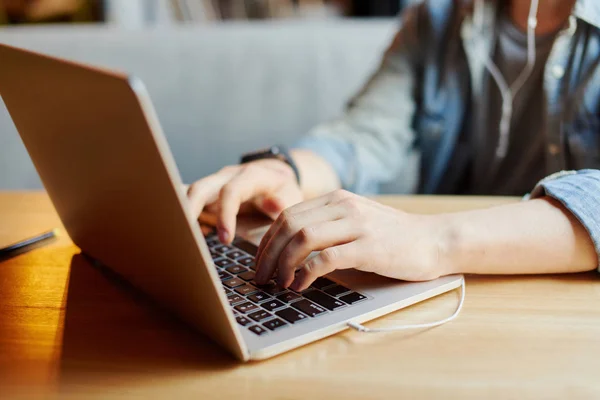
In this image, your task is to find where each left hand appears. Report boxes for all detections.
[254,190,448,291]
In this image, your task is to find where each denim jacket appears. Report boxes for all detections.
[295,0,600,267]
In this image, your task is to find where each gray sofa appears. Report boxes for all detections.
[0,20,397,190]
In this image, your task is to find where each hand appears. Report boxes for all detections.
[187,159,303,243]
[254,190,447,291]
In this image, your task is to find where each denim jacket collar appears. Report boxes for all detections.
[458,0,595,97]
[573,0,600,30]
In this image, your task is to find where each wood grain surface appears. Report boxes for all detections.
[1,192,599,399]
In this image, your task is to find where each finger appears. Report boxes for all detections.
[255,189,353,264]
[276,219,360,288]
[290,241,364,292]
[255,191,342,261]
[187,170,236,217]
[203,202,220,215]
[218,166,286,243]
[204,201,255,216]
[279,189,345,214]
[253,185,302,220]
[254,203,347,284]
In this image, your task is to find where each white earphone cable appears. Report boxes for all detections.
[474,0,540,159]
[347,2,540,335]
[347,278,465,333]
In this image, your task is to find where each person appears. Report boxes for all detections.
[187,0,600,292]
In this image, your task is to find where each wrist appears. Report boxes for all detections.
[431,213,463,276]
[240,145,300,185]
[403,213,459,280]
[263,158,298,185]
[289,149,341,200]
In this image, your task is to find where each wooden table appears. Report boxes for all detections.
[1,192,599,399]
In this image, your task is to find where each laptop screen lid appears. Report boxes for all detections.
[0,43,248,360]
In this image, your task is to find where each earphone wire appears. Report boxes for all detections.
[347,278,465,333]
[347,2,540,335]
[474,0,540,160]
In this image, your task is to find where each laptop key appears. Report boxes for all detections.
[292,299,326,317]
[339,292,367,304]
[262,318,288,331]
[234,302,260,314]
[256,281,287,296]
[304,290,345,311]
[228,294,245,305]
[213,257,225,266]
[223,278,244,288]
[214,245,234,253]
[275,308,308,324]
[232,239,258,256]
[324,285,351,297]
[248,310,272,322]
[226,250,246,260]
[276,292,301,303]
[248,325,268,336]
[264,287,287,296]
[247,291,270,303]
[236,315,252,326]
[238,270,256,281]
[235,284,258,296]
[238,257,255,268]
[225,265,247,275]
[311,277,336,290]
[210,250,219,259]
[215,258,236,268]
[261,299,285,311]
[219,271,233,281]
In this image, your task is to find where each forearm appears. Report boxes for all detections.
[290,149,341,200]
[438,197,597,275]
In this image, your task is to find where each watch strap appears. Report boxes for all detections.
[240,145,300,184]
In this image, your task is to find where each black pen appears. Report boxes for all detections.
[0,229,59,258]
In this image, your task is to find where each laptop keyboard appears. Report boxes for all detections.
[205,233,368,336]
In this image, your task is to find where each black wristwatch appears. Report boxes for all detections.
[240,145,300,184]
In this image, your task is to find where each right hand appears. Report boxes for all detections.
[187,159,303,244]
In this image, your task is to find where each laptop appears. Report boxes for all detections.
[0,43,463,361]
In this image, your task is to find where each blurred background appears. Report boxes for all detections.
[0,1,420,193]
[0,0,418,26]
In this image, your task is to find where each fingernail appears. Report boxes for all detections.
[289,280,301,292]
[219,229,229,244]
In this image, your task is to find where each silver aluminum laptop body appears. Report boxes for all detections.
[0,43,463,361]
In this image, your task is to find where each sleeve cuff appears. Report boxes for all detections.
[293,135,359,192]
[530,170,600,271]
